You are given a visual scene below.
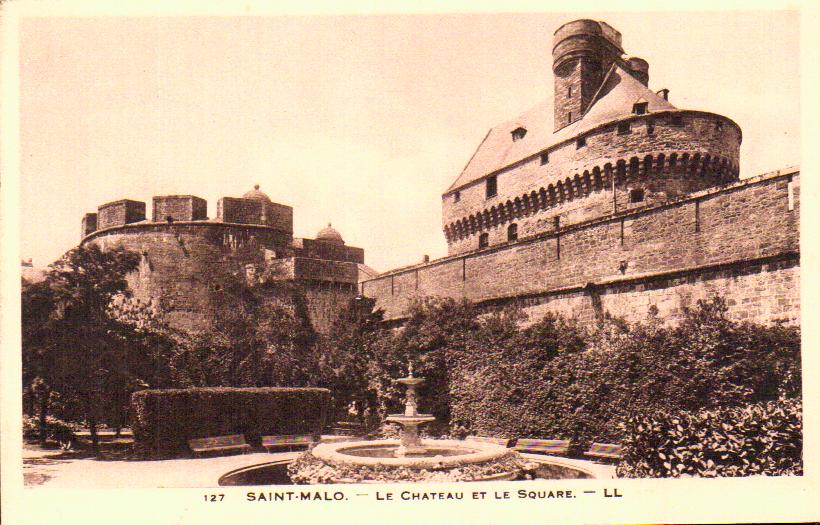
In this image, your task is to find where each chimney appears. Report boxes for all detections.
[657,88,669,101]
[422,255,430,263]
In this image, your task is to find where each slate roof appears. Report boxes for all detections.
[446,64,676,192]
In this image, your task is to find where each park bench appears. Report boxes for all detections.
[584,442,623,461]
[188,434,251,456]
[261,434,316,452]
[465,436,513,448]
[332,421,365,436]
[513,438,570,456]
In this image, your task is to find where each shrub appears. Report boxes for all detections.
[23,415,76,444]
[617,399,802,478]
[130,387,330,456]
[447,297,800,451]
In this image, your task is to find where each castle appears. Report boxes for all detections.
[360,20,800,326]
[78,19,799,332]
[80,186,376,334]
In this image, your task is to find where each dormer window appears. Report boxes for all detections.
[633,102,648,115]
[511,127,527,142]
[453,191,461,203]
[540,152,549,165]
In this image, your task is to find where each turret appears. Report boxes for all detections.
[552,20,624,131]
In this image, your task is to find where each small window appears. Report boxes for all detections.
[478,233,489,248]
[576,136,586,149]
[646,118,655,135]
[453,191,460,203]
[629,188,645,203]
[486,175,497,199]
[633,102,648,115]
[507,223,518,242]
[670,115,684,127]
[540,152,549,165]
[568,86,572,97]
[511,127,527,141]
[715,120,723,131]
[567,111,572,124]
[617,122,631,135]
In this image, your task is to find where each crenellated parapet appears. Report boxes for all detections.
[79,186,370,334]
[442,18,743,256]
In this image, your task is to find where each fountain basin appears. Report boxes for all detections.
[287,439,526,483]
[310,439,509,469]
[219,454,606,486]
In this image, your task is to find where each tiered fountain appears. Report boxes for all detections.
[384,362,437,456]
[219,362,605,485]
[286,363,525,483]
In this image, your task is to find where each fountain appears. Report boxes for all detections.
[384,362,436,456]
[218,363,606,485]
[286,362,525,483]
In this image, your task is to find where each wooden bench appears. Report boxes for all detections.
[465,436,513,448]
[332,421,365,436]
[584,443,623,461]
[188,434,251,456]
[514,439,570,455]
[261,434,316,452]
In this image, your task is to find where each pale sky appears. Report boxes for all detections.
[19,11,799,272]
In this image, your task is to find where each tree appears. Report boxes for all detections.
[174,278,319,388]
[317,296,385,428]
[22,244,145,451]
[21,279,59,445]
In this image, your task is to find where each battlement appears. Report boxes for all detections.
[79,186,368,335]
[152,195,208,223]
[81,187,294,241]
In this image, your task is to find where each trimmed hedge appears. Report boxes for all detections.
[617,399,802,478]
[130,387,330,456]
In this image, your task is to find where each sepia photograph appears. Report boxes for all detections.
[2,2,815,524]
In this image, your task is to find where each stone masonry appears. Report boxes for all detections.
[81,186,372,334]
[361,19,799,327]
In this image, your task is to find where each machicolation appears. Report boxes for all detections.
[361,19,799,327]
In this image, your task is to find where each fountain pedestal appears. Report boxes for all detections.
[385,365,436,456]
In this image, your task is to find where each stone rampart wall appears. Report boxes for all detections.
[365,169,799,326]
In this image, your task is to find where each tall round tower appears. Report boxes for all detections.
[552,20,624,130]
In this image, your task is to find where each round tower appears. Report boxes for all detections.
[552,20,624,130]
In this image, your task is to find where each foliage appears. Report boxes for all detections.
[22,415,77,444]
[168,280,319,388]
[617,399,803,478]
[315,296,385,428]
[20,245,160,449]
[447,297,800,450]
[368,297,478,434]
[130,387,330,456]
